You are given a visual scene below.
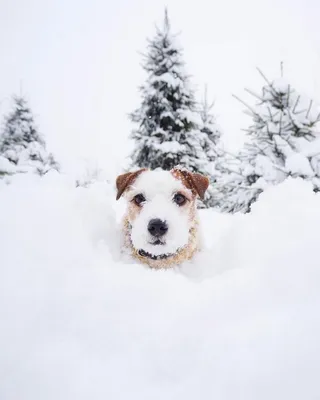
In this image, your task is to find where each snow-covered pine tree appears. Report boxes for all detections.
[197,86,224,207]
[220,67,320,213]
[0,95,59,176]
[213,150,263,213]
[199,85,222,163]
[130,9,208,174]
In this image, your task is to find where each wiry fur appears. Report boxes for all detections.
[116,168,209,269]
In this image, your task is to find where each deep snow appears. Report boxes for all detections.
[0,173,320,400]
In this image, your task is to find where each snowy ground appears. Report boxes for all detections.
[1,173,320,400]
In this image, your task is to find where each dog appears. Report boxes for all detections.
[116,167,209,269]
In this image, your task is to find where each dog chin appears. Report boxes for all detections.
[134,232,190,256]
[140,241,179,256]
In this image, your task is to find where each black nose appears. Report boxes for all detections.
[148,219,168,237]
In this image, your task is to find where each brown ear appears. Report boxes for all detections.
[116,169,147,200]
[171,168,210,200]
[188,172,210,200]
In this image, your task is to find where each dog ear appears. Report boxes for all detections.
[116,169,147,200]
[172,168,209,200]
[188,172,210,200]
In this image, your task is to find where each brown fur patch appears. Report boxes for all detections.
[116,169,147,200]
[126,199,143,222]
[171,168,209,200]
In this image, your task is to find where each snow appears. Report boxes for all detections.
[150,72,182,88]
[271,77,291,93]
[153,140,185,153]
[0,155,16,174]
[286,153,314,177]
[302,137,320,157]
[255,154,279,181]
[1,174,320,399]
[178,108,203,125]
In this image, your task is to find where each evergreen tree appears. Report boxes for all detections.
[130,10,207,173]
[0,95,59,176]
[218,68,320,213]
[198,86,225,207]
[213,151,263,213]
[199,85,222,163]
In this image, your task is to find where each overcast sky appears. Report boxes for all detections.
[1,0,320,177]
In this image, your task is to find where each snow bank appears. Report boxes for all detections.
[0,155,16,174]
[0,174,319,400]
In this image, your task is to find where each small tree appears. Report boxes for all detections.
[219,67,320,213]
[213,151,263,213]
[197,86,225,207]
[130,9,207,174]
[0,95,59,176]
[199,85,222,163]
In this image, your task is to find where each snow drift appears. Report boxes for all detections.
[0,173,319,400]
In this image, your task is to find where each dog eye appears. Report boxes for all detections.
[173,193,187,206]
[133,194,146,206]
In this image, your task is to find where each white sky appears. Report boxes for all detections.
[1,0,320,177]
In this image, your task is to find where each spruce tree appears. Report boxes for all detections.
[198,86,224,207]
[130,10,207,173]
[0,95,59,176]
[199,86,222,163]
[218,68,320,213]
[213,151,263,213]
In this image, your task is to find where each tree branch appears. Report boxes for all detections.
[232,94,259,118]
[306,100,313,119]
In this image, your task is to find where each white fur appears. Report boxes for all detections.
[125,170,193,256]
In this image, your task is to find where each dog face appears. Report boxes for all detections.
[116,168,209,260]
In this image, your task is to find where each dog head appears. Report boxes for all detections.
[116,167,209,261]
